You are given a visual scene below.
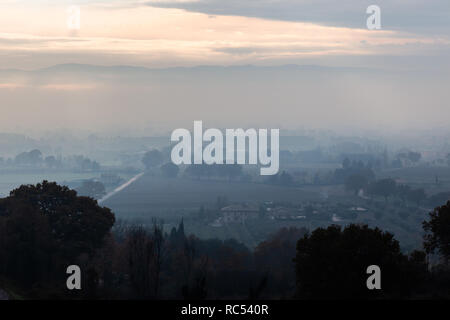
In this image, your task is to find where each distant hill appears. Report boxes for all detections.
[0,63,378,79]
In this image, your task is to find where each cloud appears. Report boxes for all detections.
[39,83,97,91]
[0,83,24,89]
[0,35,87,46]
[213,44,349,56]
[145,0,450,35]
[0,81,97,91]
[0,1,448,69]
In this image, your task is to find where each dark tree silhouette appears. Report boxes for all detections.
[294,224,426,299]
[126,226,154,299]
[423,201,450,262]
[255,227,308,297]
[0,181,115,294]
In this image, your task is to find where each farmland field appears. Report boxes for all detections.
[0,171,98,197]
[0,170,137,197]
[103,174,321,218]
[378,166,450,194]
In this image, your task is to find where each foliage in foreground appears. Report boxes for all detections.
[0,181,449,299]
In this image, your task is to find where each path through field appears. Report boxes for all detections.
[98,172,144,204]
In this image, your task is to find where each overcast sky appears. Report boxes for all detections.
[0,0,448,69]
[0,0,449,136]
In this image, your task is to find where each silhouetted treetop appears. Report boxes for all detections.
[423,201,450,261]
[0,180,115,257]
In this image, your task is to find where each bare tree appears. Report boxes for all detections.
[127,226,153,299]
[151,219,165,299]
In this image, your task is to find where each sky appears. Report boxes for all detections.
[0,0,449,69]
[0,0,449,136]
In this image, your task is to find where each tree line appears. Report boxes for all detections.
[0,181,449,299]
[0,149,101,171]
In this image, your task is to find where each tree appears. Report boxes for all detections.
[423,201,450,262]
[0,181,115,293]
[345,174,368,195]
[44,155,61,169]
[398,151,421,166]
[73,155,101,171]
[91,160,101,171]
[255,227,308,296]
[151,219,165,298]
[333,160,375,184]
[294,224,426,299]
[368,178,397,202]
[279,171,294,186]
[125,220,165,299]
[142,149,164,170]
[14,149,43,166]
[408,151,421,164]
[161,162,179,178]
[126,226,154,299]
